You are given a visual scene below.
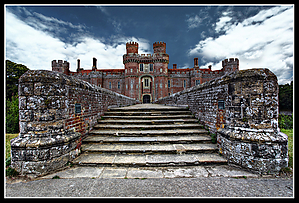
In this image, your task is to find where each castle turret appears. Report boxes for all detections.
[52,60,70,75]
[222,58,239,73]
[153,42,166,54]
[126,42,138,54]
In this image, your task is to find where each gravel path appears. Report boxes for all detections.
[6,177,293,197]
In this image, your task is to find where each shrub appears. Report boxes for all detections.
[6,94,19,133]
[278,113,293,129]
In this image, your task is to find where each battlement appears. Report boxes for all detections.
[153,41,166,53]
[140,54,152,57]
[52,60,69,67]
[222,58,239,67]
[52,60,70,75]
[222,58,239,73]
[126,41,139,54]
[153,41,166,47]
[126,41,138,46]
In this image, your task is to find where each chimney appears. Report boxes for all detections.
[173,64,177,69]
[92,57,97,70]
[194,58,198,67]
[77,59,80,72]
[208,65,212,70]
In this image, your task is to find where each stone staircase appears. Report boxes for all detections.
[73,104,227,167]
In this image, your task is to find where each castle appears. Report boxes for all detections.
[52,41,239,103]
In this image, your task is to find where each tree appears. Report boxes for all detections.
[5,60,29,133]
[6,60,29,100]
[6,94,19,133]
[279,81,293,111]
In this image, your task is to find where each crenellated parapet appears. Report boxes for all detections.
[222,58,239,73]
[153,41,166,53]
[52,60,69,67]
[222,58,239,67]
[126,41,139,54]
[52,60,70,75]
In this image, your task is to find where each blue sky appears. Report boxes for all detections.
[5,5,293,84]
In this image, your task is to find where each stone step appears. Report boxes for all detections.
[97,119,199,125]
[103,111,191,116]
[93,123,203,131]
[108,105,188,112]
[102,115,195,120]
[81,143,218,154]
[73,153,227,167]
[83,135,212,144]
[72,104,227,169]
[89,129,208,137]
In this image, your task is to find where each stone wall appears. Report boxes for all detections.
[155,68,288,174]
[11,70,140,176]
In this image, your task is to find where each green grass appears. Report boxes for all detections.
[5,133,18,160]
[281,129,293,168]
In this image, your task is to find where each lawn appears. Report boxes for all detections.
[280,129,293,169]
[5,133,18,160]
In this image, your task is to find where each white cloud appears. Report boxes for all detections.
[214,11,233,33]
[186,15,203,29]
[188,6,293,84]
[5,9,150,72]
[5,11,66,70]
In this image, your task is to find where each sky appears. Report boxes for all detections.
[5,5,293,84]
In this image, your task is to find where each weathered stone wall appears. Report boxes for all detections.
[11,70,140,176]
[155,68,288,174]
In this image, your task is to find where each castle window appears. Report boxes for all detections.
[144,64,149,73]
[75,103,81,115]
[140,64,144,72]
[183,80,186,88]
[109,82,112,89]
[218,99,225,110]
[168,80,171,88]
[144,78,149,87]
[150,64,153,72]
[196,80,200,86]
[118,81,120,89]
[160,68,162,73]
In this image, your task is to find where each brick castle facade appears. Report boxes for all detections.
[52,41,239,103]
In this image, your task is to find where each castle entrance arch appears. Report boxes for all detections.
[139,75,154,103]
[143,95,151,103]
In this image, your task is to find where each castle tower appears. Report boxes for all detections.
[126,42,138,54]
[222,58,239,73]
[52,60,70,75]
[153,42,166,54]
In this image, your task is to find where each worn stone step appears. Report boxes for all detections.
[97,119,199,125]
[83,135,212,144]
[102,115,195,120]
[89,129,208,137]
[81,143,218,154]
[93,123,203,131]
[72,153,227,167]
[103,111,191,116]
[108,105,188,112]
